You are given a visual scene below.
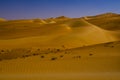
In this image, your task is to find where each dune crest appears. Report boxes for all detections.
[33,18,47,24]
[85,12,120,30]
[0,18,6,22]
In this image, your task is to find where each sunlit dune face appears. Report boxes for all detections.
[61,24,72,31]
[66,26,71,30]
[0,18,6,22]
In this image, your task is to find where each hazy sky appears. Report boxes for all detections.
[0,0,120,20]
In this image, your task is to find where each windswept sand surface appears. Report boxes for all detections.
[0,41,120,80]
[0,14,120,80]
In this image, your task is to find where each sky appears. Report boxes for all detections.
[0,0,120,20]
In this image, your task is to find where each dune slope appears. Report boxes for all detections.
[0,41,120,80]
[0,19,119,49]
[85,12,120,30]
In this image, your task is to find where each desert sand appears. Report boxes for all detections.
[0,13,120,80]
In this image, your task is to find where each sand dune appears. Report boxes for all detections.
[33,18,47,24]
[0,19,119,49]
[85,12,120,30]
[0,41,120,80]
[0,18,6,22]
[0,13,120,80]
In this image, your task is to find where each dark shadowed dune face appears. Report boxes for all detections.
[85,12,120,30]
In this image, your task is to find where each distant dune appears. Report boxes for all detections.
[33,18,47,24]
[0,18,6,22]
[85,12,120,30]
[0,18,119,48]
